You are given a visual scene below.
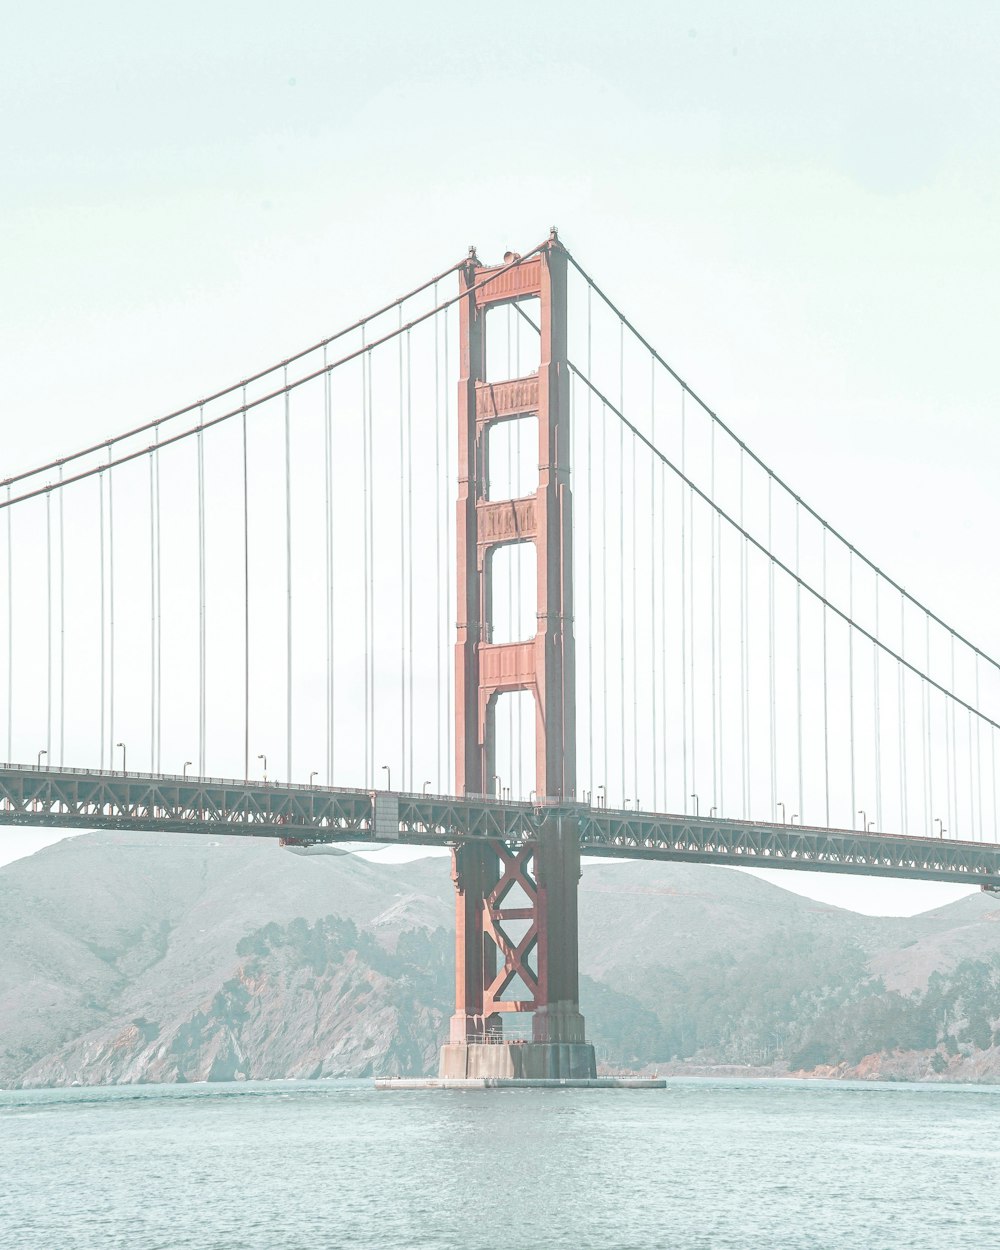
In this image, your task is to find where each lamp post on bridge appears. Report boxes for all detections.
[777,800,786,823]
[936,817,946,838]
[258,753,267,783]
[36,749,47,769]
[423,780,432,795]
[309,770,318,787]
[858,809,866,831]
[381,764,391,792]
[596,785,605,808]
[691,793,699,817]
[183,760,192,779]
[116,742,126,773]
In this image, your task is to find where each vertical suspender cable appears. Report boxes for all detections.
[899,596,908,834]
[968,707,977,839]
[716,432,724,815]
[945,680,955,835]
[660,424,667,807]
[45,491,52,762]
[631,393,638,803]
[323,356,333,786]
[514,308,520,798]
[362,352,370,780]
[680,391,688,813]
[242,389,250,782]
[149,452,156,770]
[925,615,933,834]
[650,357,657,809]
[108,446,115,767]
[619,323,626,802]
[602,399,609,798]
[433,287,442,790]
[822,525,830,826]
[949,634,957,834]
[587,288,594,795]
[976,657,983,839]
[6,485,11,763]
[848,551,856,825]
[154,430,162,773]
[99,471,105,769]
[197,416,206,777]
[398,312,406,789]
[710,423,718,815]
[284,370,292,784]
[362,333,370,787]
[795,502,803,822]
[874,575,882,829]
[507,315,514,794]
[444,309,453,789]
[768,477,776,820]
[59,467,65,766]
[739,451,747,818]
[407,330,414,792]
[689,442,697,813]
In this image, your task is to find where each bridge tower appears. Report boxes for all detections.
[440,231,596,1080]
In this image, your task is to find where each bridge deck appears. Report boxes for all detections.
[3,765,1000,887]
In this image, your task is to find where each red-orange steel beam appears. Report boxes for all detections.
[449,233,583,1044]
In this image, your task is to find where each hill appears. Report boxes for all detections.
[3,832,1000,1085]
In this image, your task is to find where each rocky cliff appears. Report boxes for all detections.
[4,831,1000,1086]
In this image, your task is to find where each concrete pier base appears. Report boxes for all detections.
[438,1041,597,1080]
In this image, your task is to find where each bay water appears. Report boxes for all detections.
[2,1078,998,1249]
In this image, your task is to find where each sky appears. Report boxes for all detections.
[2,1,999,915]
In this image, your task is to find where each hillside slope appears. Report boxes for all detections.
[3,833,1000,1085]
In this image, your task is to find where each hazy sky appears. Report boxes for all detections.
[3,2,999,915]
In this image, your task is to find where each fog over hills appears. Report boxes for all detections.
[3,832,1000,1086]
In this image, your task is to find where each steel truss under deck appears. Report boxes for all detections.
[3,765,1000,887]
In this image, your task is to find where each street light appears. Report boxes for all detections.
[258,753,267,781]
[709,806,717,818]
[690,794,699,817]
[309,770,318,786]
[491,773,501,798]
[935,817,946,838]
[596,785,605,808]
[867,820,876,831]
[423,780,432,794]
[36,748,47,769]
[183,760,192,778]
[791,814,799,825]
[857,809,866,831]
[381,764,391,791]
[777,801,786,823]
[116,742,126,773]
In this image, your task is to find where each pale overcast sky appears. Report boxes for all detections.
[3,2,998,915]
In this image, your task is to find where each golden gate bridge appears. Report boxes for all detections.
[3,230,999,1079]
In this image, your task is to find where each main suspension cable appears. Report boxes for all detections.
[565,251,1000,677]
[1,248,550,513]
[568,362,1000,733]
[2,259,467,493]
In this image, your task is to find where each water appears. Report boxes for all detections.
[2,1078,998,1249]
